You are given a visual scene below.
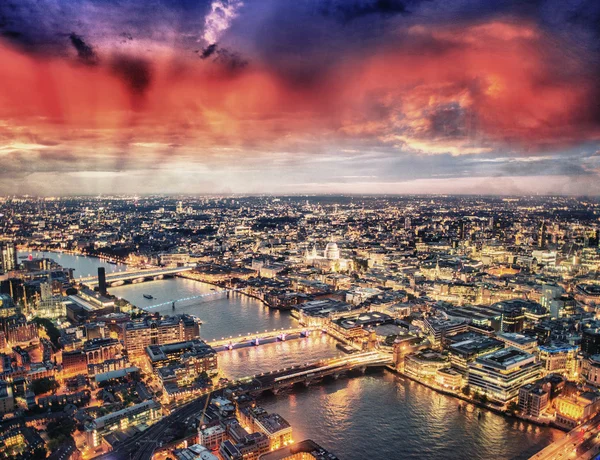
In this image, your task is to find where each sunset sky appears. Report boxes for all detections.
[1,0,600,195]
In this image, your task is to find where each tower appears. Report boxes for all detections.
[98,267,107,297]
[538,221,547,249]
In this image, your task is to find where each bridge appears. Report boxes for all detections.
[78,266,194,287]
[143,288,245,310]
[93,352,391,460]
[530,412,600,460]
[207,326,321,350]
[251,351,392,394]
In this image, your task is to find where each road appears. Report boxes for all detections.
[530,413,600,460]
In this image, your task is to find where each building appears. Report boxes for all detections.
[404,349,449,380]
[220,432,271,460]
[582,328,600,356]
[198,425,226,450]
[423,317,468,347]
[538,343,578,378]
[580,355,600,387]
[61,350,88,377]
[85,399,162,447]
[239,406,293,450]
[123,314,201,356]
[0,294,19,318]
[554,392,600,429]
[83,337,121,364]
[0,243,17,273]
[468,347,543,404]
[175,444,219,460]
[0,380,14,413]
[499,302,525,333]
[258,439,340,460]
[518,384,549,417]
[447,333,504,376]
[496,332,538,354]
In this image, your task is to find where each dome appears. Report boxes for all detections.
[324,242,340,260]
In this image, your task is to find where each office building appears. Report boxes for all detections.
[447,333,504,376]
[468,347,543,403]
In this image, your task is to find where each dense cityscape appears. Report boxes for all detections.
[3,0,600,458]
[0,195,598,459]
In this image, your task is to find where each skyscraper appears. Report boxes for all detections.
[0,243,17,273]
[538,221,547,249]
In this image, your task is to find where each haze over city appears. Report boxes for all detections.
[1,0,600,195]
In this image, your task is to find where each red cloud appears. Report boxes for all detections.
[0,19,598,157]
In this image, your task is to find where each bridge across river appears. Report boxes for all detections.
[78,266,193,287]
[95,351,392,460]
[252,351,392,393]
[142,288,245,310]
[207,326,321,350]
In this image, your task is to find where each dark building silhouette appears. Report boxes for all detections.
[97,267,107,296]
[582,328,600,356]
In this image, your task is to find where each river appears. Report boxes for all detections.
[27,251,563,459]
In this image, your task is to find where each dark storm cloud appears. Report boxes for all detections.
[427,104,468,139]
[69,33,98,65]
[321,0,411,21]
[199,43,218,59]
[110,55,152,97]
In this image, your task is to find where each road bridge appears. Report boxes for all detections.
[530,412,600,460]
[92,352,392,460]
[79,266,194,287]
[252,351,392,394]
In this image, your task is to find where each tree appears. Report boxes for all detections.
[31,377,59,395]
[32,317,62,349]
[507,401,519,413]
[461,385,471,396]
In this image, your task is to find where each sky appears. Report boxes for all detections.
[1,0,600,196]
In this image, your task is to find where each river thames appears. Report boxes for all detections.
[25,251,564,459]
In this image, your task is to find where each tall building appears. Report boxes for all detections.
[538,221,547,249]
[0,243,17,273]
[97,267,107,297]
[404,217,411,230]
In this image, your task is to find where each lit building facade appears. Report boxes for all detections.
[468,347,543,404]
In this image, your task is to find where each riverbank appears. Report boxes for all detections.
[388,366,569,433]
[176,272,274,309]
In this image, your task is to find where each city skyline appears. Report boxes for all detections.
[1,0,600,195]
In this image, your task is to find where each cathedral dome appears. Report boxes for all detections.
[324,242,340,260]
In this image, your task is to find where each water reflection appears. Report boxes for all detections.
[29,251,563,459]
[260,373,564,460]
[110,277,295,339]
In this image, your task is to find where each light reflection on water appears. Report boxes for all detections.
[259,372,565,460]
[109,277,295,339]
[218,333,342,380]
[35,251,564,459]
